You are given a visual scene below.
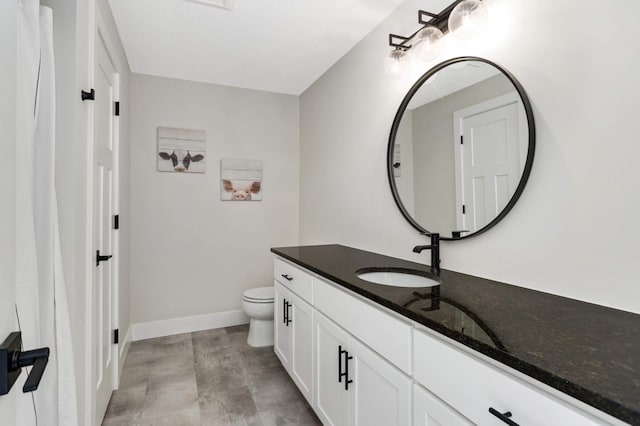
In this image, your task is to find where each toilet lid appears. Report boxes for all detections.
[242,286,274,302]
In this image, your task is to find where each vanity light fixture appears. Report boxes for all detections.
[386,0,488,75]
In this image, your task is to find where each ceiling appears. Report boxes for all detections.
[108,0,408,95]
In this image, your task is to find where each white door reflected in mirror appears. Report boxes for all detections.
[389,57,535,240]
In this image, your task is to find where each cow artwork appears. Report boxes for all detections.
[158,150,204,172]
[157,127,206,173]
[220,159,263,201]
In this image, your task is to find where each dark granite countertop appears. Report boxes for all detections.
[271,244,640,425]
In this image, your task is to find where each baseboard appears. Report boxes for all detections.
[116,325,132,387]
[131,310,249,341]
[119,325,132,358]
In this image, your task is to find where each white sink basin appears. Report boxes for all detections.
[356,269,440,288]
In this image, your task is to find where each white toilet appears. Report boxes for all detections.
[241,286,274,347]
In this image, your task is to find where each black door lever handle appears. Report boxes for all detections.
[1,332,50,395]
[96,250,113,266]
[14,347,50,392]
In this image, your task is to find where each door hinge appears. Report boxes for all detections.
[113,329,119,345]
[462,204,466,214]
[460,135,464,145]
[114,101,120,116]
[81,88,95,101]
[114,214,119,230]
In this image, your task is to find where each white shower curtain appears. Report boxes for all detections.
[16,2,79,425]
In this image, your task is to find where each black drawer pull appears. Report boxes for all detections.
[489,408,519,426]
[281,274,293,281]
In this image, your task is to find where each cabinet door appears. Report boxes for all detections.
[274,281,290,367]
[414,384,472,426]
[315,312,350,426]
[291,293,314,405]
[348,337,412,426]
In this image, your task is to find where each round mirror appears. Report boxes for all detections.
[388,57,535,240]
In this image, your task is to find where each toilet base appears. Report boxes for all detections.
[247,318,274,347]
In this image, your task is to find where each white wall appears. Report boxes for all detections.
[299,0,640,314]
[130,74,299,325]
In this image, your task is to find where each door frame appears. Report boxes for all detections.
[452,91,526,231]
[84,9,122,425]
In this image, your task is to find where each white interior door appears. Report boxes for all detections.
[1,0,18,421]
[454,93,523,232]
[93,34,117,425]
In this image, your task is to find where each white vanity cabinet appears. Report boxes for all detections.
[273,256,622,426]
[274,276,314,404]
[413,383,472,426]
[314,311,412,426]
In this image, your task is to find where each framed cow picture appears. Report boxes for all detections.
[221,159,263,201]
[157,127,206,173]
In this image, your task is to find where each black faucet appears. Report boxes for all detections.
[413,233,440,276]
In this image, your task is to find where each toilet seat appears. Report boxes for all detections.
[242,286,274,303]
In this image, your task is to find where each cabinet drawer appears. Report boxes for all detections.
[274,257,313,303]
[413,330,603,425]
[314,278,412,374]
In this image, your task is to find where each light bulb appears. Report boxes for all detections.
[411,26,444,62]
[384,48,408,78]
[448,0,488,40]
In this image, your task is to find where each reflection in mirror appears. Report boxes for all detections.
[388,57,535,240]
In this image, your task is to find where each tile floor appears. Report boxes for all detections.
[102,325,321,426]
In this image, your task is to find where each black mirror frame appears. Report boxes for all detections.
[387,56,536,241]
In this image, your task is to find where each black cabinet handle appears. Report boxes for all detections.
[281,274,293,281]
[489,408,519,426]
[282,298,287,325]
[344,349,353,391]
[338,346,353,391]
[285,301,292,326]
[338,345,346,383]
[96,250,113,267]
